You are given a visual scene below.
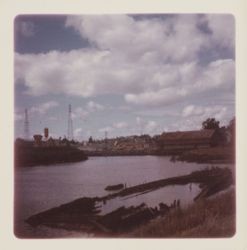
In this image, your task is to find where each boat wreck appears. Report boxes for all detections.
[105,184,124,191]
[25,167,233,236]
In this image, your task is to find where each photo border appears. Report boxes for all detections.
[0,0,246,249]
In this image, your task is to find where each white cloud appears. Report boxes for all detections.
[113,121,128,129]
[98,126,114,133]
[15,14,234,110]
[86,101,104,112]
[65,15,210,63]
[206,14,235,52]
[144,120,158,133]
[74,128,82,137]
[182,105,204,117]
[136,116,143,126]
[98,121,128,135]
[173,115,231,132]
[182,104,228,126]
[195,59,235,91]
[98,118,159,137]
[30,101,58,114]
[72,107,89,119]
[125,88,184,106]
[171,119,202,132]
[135,117,159,134]
[71,101,104,120]
[125,59,234,106]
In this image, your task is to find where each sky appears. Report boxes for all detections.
[14,14,235,141]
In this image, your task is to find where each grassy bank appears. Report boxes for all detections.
[124,188,235,238]
[177,146,235,164]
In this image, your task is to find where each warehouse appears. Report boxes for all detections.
[158,129,222,154]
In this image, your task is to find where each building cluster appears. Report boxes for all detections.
[80,129,225,155]
[157,129,224,154]
[20,106,230,154]
[81,134,159,155]
[33,128,72,147]
[17,125,226,155]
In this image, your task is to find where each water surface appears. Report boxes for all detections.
[15,155,232,238]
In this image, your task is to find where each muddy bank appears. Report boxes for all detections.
[25,167,233,237]
[15,145,88,167]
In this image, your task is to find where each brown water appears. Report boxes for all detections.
[14,155,233,238]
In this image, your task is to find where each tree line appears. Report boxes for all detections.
[202,117,235,146]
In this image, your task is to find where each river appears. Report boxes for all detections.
[14,155,233,238]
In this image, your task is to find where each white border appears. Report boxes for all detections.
[0,0,246,249]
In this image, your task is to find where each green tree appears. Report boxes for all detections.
[88,136,93,143]
[227,117,235,146]
[202,118,220,130]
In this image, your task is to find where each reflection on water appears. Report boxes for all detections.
[14,156,232,238]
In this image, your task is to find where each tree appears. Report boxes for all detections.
[88,136,93,143]
[227,117,235,146]
[202,118,220,130]
[228,117,235,131]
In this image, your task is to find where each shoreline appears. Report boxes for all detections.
[23,167,234,238]
[84,146,235,164]
[15,142,235,167]
[15,145,88,167]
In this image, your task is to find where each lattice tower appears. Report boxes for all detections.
[24,108,30,140]
[67,104,73,140]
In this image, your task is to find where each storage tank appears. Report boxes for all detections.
[44,128,49,139]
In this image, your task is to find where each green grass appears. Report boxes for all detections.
[124,188,235,238]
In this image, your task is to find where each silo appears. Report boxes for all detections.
[44,128,49,139]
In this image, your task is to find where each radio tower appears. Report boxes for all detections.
[24,108,30,140]
[67,104,73,140]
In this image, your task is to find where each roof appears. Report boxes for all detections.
[160,129,216,141]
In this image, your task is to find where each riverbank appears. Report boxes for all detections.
[83,146,234,164]
[15,145,88,167]
[177,146,235,164]
[24,167,234,237]
[125,187,235,238]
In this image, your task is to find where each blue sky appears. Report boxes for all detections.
[14,14,235,141]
